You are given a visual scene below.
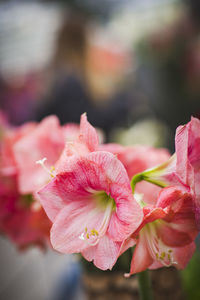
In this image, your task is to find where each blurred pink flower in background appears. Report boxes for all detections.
[0,116,54,249]
[100,143,170,204]
[13,115,65,194]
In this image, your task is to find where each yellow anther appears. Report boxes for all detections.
[85,227,88,233]
[93,229,99,236]
[50,166,55,177]
[168,249,172,253]
[89,229,98,236]
[160,252,166,259]
[36,158,55,178]
[86,233,90,239]
[156,253,159,259]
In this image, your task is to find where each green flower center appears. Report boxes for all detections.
[95,191,116,211]
[79,191,116,246]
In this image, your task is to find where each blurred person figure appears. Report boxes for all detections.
[0,74,40,125]
[36,11,151,142]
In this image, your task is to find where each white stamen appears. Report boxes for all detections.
[36,157,47,166]
[36,157,55,178]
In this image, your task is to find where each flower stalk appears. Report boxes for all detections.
[137,270,154,300]
[131,167,168,193]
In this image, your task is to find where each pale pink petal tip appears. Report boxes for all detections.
[124,273,131,278]
[79,113,99,152]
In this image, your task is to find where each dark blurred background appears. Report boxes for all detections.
[1,0,200,299]
[2,0,200,150]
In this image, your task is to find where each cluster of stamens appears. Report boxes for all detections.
[144,222,177,267]
[79,227,100,246]
[155,249,176,266]
[79,196,114,246]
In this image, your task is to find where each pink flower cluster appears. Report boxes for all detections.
[0,114,72,249]
[0,112,198,276]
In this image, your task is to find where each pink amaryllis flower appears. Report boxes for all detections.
[13,115,65,194]
[0,169,51,249]
[0,118,51,249]
[124,186,197,276]
[0,113,103,249]
[0,120,36,223]
[37,151,143,270]
[0,122,36,176]
[1,193,51,250]
[175,117,200,227]
[133,117,200,229]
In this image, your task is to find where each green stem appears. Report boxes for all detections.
[131,172,167,194]
[142,176,167,188]
[131,173,144,193]
[137,270,154,300]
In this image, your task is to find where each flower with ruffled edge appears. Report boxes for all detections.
[37,151,143,270]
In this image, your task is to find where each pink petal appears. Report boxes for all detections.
[119,237,136,256]
[98,143,125,154]
[129,232,153,275]
[55,141,89,174]
[188,117,200,169]
[87,151,131,188]
[132,207,166,238]
[79,113,99,152]
[116,146,170,180]
[87,151,143,240]
[182,118,200,229]
[38,153,111,222]
[156,223,193,247]
[173,242,196,269]
[1,122,36,176]
[51,201,106,254]
[148,261,163,270]
[82,235,121,270]
[14,116,65,194]
[37,179,67,222]
[156,187,184,210]
[175,124,191,185]
[108,193,143,241]
[136,181,162,205]
[62,123,80,142]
